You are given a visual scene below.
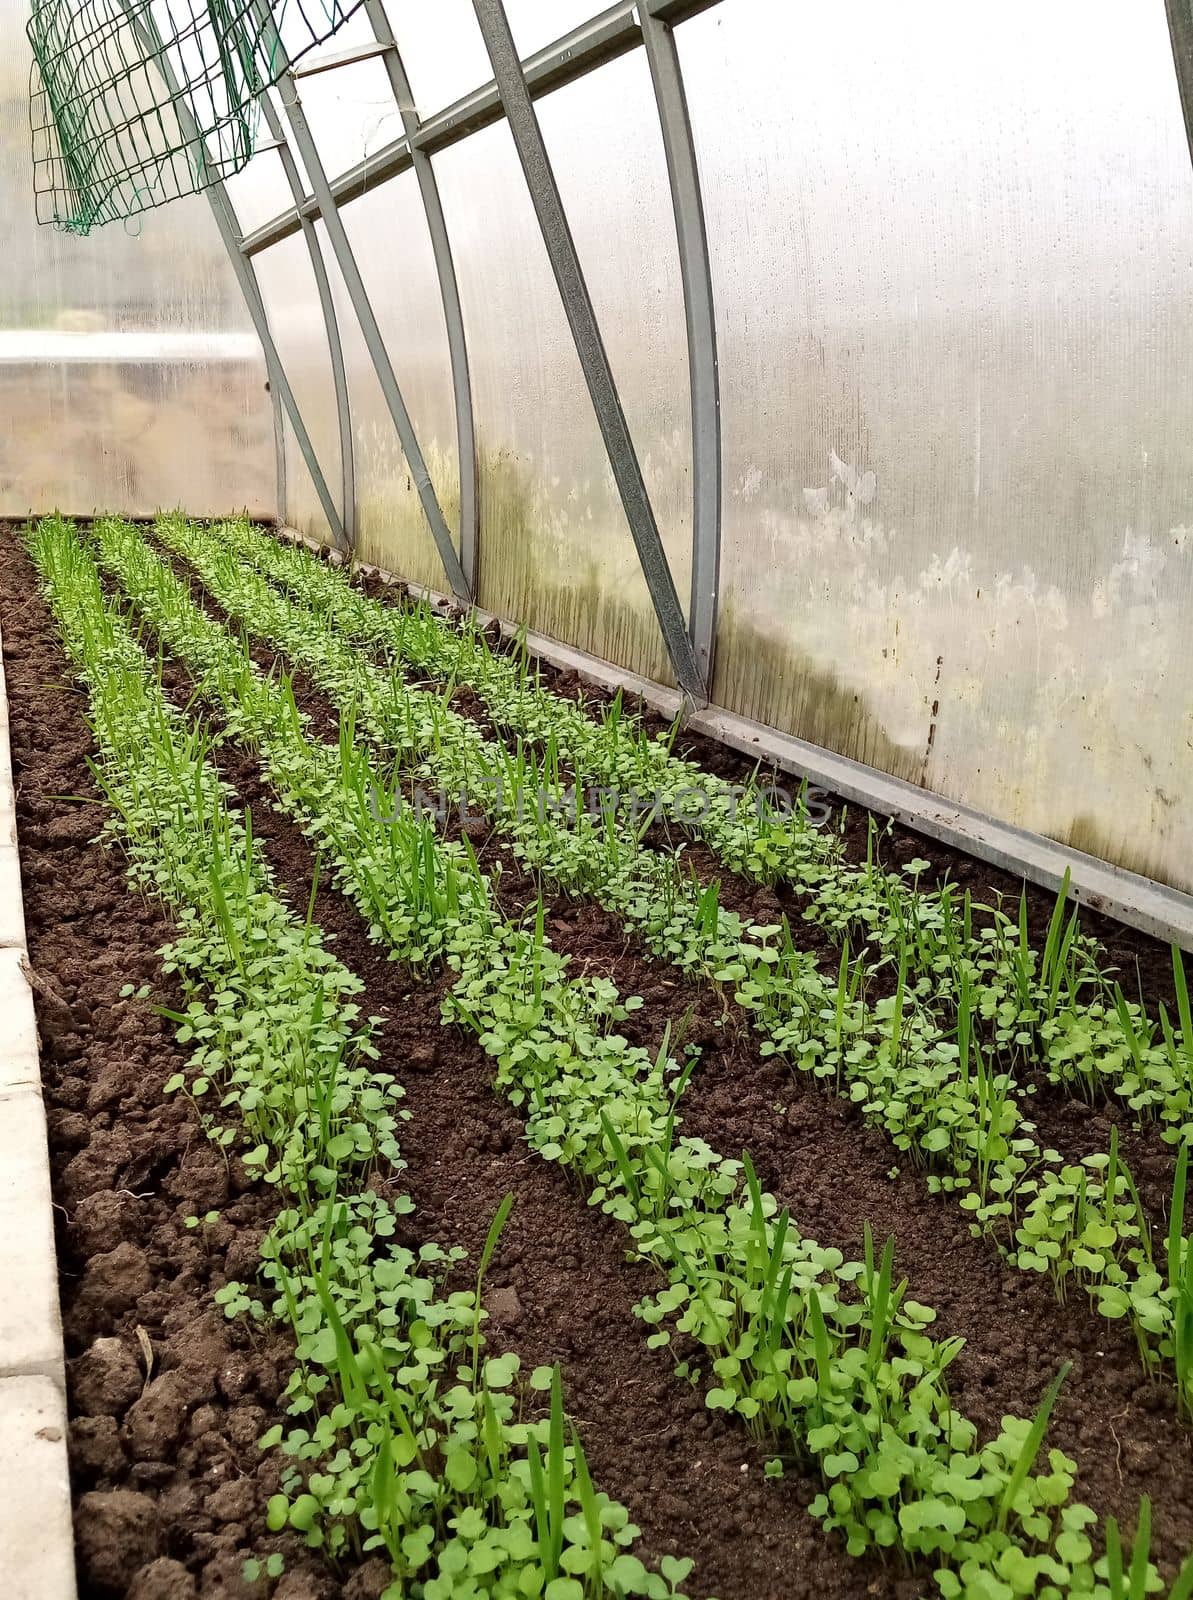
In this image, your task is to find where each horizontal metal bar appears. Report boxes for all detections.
[647,0,719,18]
[314,536,1193,952]
[289,39,394,78]
[240,0,722,258]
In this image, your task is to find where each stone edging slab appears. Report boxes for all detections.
[0,617,77,1598]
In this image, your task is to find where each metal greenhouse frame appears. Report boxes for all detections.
[109,0,1193,947]
[12,13,1193,1598]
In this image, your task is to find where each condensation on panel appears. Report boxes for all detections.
[679,0,1193,893]
[288,12,403,184]
[384,0,492,119]
[539,49,693,620]
[0,37,273,516]
[502,1,601,58]
[316,198,458,589]
[254,234,341,543]
[225,145,296,238]
[434,116,675,683]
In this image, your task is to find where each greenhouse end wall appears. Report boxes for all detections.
[10,0,1193,901]
[0,42,275,521]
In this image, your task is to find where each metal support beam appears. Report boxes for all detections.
[249,0,471,599]
[209,184,350,551]
[1166,0,1193,174]
[268,366,288,524]
[290,38,393,78]
[121,2,347,548]
[361,0,479,592]
[471,0,706,703]
[238,0,724,260]
[256,91,357,549]
[640,7,721,689]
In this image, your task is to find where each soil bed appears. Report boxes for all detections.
[126,568,914,1600]
[7,518,1193,1598]
[357,568,1179,1016]
[346,566,1191,1205]
[0,528,342,1600]
[1,523,911,1599]
[146,537,1193,1578]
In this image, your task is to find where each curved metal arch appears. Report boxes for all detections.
[470,0,706,703]
[119,0,347,548]
[248,0,471,599]
[361,0,479,593]
[1166,0,1193,173]
[640,3,722,691]
[255,92,357,551]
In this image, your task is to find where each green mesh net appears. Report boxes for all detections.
[27,0,363,235]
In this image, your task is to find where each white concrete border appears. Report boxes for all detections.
[279,526,1193,952]
[0,619,77,1599]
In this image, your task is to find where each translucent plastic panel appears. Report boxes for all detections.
[225,147,295,237]
[290,12,404,181]
[539,49,692,613]
[0,351,273,517]
[319,188,459,588]
[680,0,1193,892]
[502,1,605,58]
[272,0,365,64]
[384,0,493,118]
[434,116,676,683]
[254,234,342,543]
[0,42,272,514]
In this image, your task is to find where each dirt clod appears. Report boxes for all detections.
[72,1336,144,1418]
[75,1489,161,1594]
[69,1415,128,1482]
[127,1558,199,1600]
[124,1372,192,1461]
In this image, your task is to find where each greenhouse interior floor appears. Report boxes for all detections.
[2,517,1192,1600]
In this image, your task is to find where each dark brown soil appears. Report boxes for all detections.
[1,528,916,1600]
[531,898,1193,1575]
[10,516,1192,1600]
[144,540,1193,1579]
[211,744,914,1600]
[123,547,908,1587]
[0,530,341,1600]
[116,554,912,1600]
[343,566,1193,1218]
[360,567,1181,1018]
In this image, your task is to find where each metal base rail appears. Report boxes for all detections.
[280,526,1193,952]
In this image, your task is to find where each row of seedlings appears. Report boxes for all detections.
[157,516,1193,1417]
[85,513,1188,1599]
[229,517,1193,1152]
[31,517,691,1600]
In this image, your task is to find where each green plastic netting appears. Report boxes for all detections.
[27,0,363,235]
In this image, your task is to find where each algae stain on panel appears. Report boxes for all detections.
[474,443,675,687]
[1063,809,1188,894]
[712,602,926,784]
[352,428,460,595]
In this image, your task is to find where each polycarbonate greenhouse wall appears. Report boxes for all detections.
[6,1,1193,904]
